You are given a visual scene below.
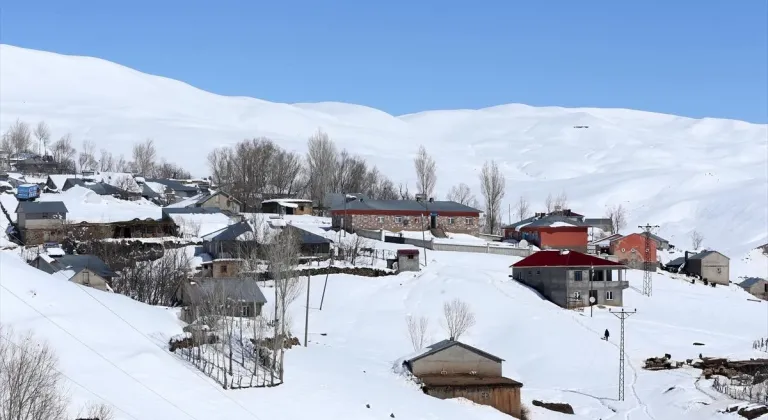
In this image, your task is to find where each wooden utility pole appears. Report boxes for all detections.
[304,273,310,347]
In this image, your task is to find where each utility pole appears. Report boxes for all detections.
[589,265,594,318]
[610,308,637,401]
[319,271,330,311]
[639,224,660,297]
[304,273,311,347]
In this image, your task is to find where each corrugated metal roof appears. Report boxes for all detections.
[511,250,625,268]
[739,277,766,289]
[144,178,199,193]
[163,207,224,215]
[15,201,69,214]
[54,255,116,278]
[201,221,253,241]
[524,215,589,228]
[188,278,267,304]
[331,198,480,213]
[666,257,686,267]
[406,339,503,364]
[690,250,729,260]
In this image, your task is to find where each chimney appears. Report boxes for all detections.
[685,251,689,263]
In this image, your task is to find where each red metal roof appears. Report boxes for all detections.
[511,250,625,268]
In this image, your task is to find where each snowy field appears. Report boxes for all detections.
[2,244,767,419]
[1,44,766,262]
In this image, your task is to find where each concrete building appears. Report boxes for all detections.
[178,278,267,322]
[261,198,313,215]
[14,201,69,245]
[402,340,523,418]
[387,249,420,272]
[510,250,629,309]
[505,214,589,253]
[739,278,768,299]
[610,233,658,271]
[33,254,116,292]
[686,250,730,285]
[330,197,481,235]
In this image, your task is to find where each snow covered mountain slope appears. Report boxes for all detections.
[2,246,766,420]
[1,44,767,262]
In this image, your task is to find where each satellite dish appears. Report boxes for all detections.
[589,296,596,304]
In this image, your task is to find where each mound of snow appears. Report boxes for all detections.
[37,186,163,223]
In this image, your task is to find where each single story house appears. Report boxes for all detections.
[177,277,267,322]
[505,214,590,253]
[331,196,481,235]
[739,278,768,299]
[403,339,523,419]
[33,254,116,292]
[202,221,258,259]
[610,233,658,271]
[15,201,69,245]
[166,190,242,214]
[284,224,332,256]
[686,250,730,285]
[261,198,313,215]
[510,250,629,308]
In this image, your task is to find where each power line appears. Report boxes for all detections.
[0,284,203,420]
[0,334,142,420]
[610,308,636,401]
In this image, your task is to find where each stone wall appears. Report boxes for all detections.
[337,213,479,235]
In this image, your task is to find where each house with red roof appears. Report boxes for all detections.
[510,250,629,309]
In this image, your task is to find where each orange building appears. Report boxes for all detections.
[510,215,589,252]
[610,233,657,270]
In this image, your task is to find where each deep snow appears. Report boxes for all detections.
[0,44,766,263]
[2,242,767,419]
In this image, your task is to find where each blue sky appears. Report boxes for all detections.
[1,1,767,122]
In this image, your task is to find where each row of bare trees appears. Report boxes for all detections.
[406,298,477,351]
[1,119,191,178]
[0,325,116,419]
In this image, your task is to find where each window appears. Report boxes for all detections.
[407,254,414,260]
[378,216,384,224]
[220,265,228,274]
[299,205,305,211]
[574,271,583,281]
[574,291,581,299]
[241,304,252,317]
[605,291,614,300]
[465,218,474,225]
[447,217,455,225]
[536,270,540,275]
[83,271,90,285]
[394,216,403,223]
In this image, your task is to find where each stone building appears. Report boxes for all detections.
[331,197,481,235]
[15,201,69,245]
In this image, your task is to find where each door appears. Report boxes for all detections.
[588,289,598,306]
[430,214,437,229]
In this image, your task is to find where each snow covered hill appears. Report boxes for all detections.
[1,44,767,263]
[2,244,766,420]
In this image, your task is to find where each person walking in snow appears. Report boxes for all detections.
[604,329,610,341]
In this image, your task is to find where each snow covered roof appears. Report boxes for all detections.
[91,172,142,194]
[144,178,198,193]
[262,198,312,204]
[51,254,117,279]
[46,174,78,191]
[589,233,623,246]
[36,186,164,223]
[201,221,254,242]
[511,250,625,268]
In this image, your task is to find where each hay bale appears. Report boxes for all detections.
[532,400,574,415]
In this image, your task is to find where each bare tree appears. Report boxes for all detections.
[515,196,530,222]
[132,138,157,175]
[265,227,302,382]
[691,230,704,250]
[2,119,33,154]
[79,402,116,420]
[114,154,131,172]
[50,134,77,173]
[405,315,430,351]
[34,121,51,154]
[154,160,191,179]
[78,140,97,171]
[112,248,191,306]
[605,204,628,234]
[554,191,568,210]
[479,160,506,234]
[0,325,68,420]
[442,299,476,341]
[446,183,478,207]
[414,145,437,199]
[306,130,338,205]
[545,193,554,213]
[398,183,413,200]
[98,149,115,172]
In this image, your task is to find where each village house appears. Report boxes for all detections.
[686,250,730,285]
[609,233,658,271]
[32,254,116,292]
[402,339,523,418]
[166,191,242,214]
[260,198,313,215]
[15,201,69,245]
[504,214,590,252]
[587,233,623,255]
[177,278,267,323]
[144,178,200,201]
[510,250,629,308]
[739,278,768,300]
[386,249,420,272]
[330,196,481,235]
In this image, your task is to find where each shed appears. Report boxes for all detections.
[391,249,419,272]
[739,278,768,299]
[33,254,116,292]
[687,250,730,285]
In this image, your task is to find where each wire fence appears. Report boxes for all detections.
[175,339,282,389]
[713,375,768,405]
[753,337,768,353]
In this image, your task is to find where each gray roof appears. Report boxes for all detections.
[330,198,480,214]
[690,250,729,260]
[666,257,686,267]
[85,182,137,196]
[647,233,669,244]
[15,201,68,214]
[162,207,224,215]
[584,217,612,226]
[322,193,369,209]
[739,277,766,289]
[406,339,503,364]
[505,216,537,229]
[141,183,161,198]
[286,225,332,245]
[202,221,253,241]
[525,215,589,228]
[63,178,87,190]
[54,255,117,278]
[188,278,267,304]
[144,178,199,193]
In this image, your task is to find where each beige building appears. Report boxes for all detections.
[403,340,523,418]
[261,198,313,215]
[197,191,242,214]
[33,254,116,292]
[686,250,730,285]
[739,278,768,299]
